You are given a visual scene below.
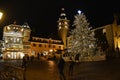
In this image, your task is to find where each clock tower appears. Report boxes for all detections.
[57,8,69,49]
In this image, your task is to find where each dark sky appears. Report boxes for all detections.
[0,0,120,39]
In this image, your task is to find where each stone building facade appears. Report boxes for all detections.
[2,22,31,59]
[2,22,64,59]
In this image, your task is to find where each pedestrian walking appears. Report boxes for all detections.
[22,55,27,68]
[58,56,66,80]
[75,53,80,62]
[30,55,34,62]
[68,61,75,76]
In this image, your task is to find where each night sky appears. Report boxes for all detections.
[0,0,120,39]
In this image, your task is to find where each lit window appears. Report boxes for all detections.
[103,29,106,34]
[21,28,24,32]
[17,38,20,42]
[65,26,68,28]
[7,26,10,30]
[5,40,8,43]
[65,22,67,24]
[59,26,61,29]
[59,22,61,25]
[13,38,16,43]
[49,49,53,52]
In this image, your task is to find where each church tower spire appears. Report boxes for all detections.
[57,8,70,49]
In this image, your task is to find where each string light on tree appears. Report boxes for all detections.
[68,10,98,62]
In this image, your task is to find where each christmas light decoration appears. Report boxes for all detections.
[68,11,97,62]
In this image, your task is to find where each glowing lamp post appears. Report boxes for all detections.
[0,12,3,20]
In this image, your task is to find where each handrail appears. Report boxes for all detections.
[0,64,26,80]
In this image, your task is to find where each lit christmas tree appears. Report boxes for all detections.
[68,10,97,62]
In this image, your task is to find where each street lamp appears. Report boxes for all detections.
[0,12,3,20]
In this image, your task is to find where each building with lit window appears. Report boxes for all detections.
[91,15,120,57]
[67,14,120,57]
[2,22,31,59]
[2,8,119,59]
[30,37,64,56]
[2,21,64,59]
[57,8,69,49]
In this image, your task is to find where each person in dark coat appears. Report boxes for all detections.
[68,60,75,76]
[22,55,27,68]
[75,54,80,62]
[58,56,66,80]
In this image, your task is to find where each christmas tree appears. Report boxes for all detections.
[68,11,97,62]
